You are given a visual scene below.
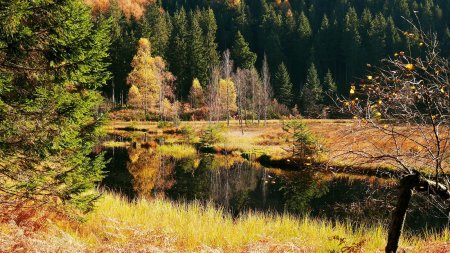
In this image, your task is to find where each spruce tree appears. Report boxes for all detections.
[201,8,220,78]
[301,63,323,117]
[0,0,110,212]
[323,69,337,105]
[275,62,293,107]
[168,8,189,99]
[189,10,208,90]
[323,69,337,94]
[231,31,257,70]
[293,11,312,89]
[342,7,361,87]
[140,4,172,58]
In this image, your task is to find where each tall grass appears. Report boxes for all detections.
[64,192,417,252]
[157,144,197,159]
[2,191,448,252]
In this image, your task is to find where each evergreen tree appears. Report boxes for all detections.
[341,7,362,90]
[259,6,284,71]
[386,16,402,55]
[292,11,312,90]
[189,10,208,90]
[301,63,322,117]
[316,14,332,73]
[323,69,337,94]
[168,8,189,99]
[275,62,293,107]
[231,31,257,69]
[323,69,337,105]
[140,4,172,58]
[108,0,137,106]
[0,0,110,211]
[201,8,220,78]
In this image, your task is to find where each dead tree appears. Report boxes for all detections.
[261,54,272,126]
[221,50,234,126]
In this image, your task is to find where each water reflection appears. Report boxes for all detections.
[101,144,447,232]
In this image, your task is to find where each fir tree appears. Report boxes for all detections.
[0,0,111,212]
[323,69,337,105]
[168,8,189,99]
[201,8,220,78]
[231,31,257,69]
[301,63,323,117]
[189,10,208,89]
[341,7,361,88]
[275,62,293,107]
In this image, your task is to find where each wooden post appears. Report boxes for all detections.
[385,173,420,253]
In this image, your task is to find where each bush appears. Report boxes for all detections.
[200,125,224,148]
[157,121,173,128]
[181,125,196,144]
[282,120,321,164]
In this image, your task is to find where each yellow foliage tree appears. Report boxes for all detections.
[127,85,142,109]
[127,38,174,117]
[189,78,204,108]
[218,79,237,119]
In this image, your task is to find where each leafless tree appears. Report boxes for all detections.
[340,21,450,253]
[261,54,273,125]
[248,68,263,124]
[207,65,221,122]
[221,50,234,126]
[233,68,247,134]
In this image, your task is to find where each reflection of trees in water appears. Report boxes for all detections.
[103,145,448,232]
[167,155,269,215]
[309,178,394,225]
[280,172,329,214]
[127,147,175,199]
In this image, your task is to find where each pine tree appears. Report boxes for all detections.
[323,69,337,105]
[189,10,208,90]
[201,8,220,77]
[275,62,293,107]
[292,11,312,90]
[140,4,172,58]
[0,0,110,212]
[168,8,189,99]
[341,7,362,87]
[323,69,337,94]
[301,63,323,117]
[316,14,332,73]
[231,31,257,69]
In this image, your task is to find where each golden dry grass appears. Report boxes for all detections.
[105,119,448,174]
[1,192,449,252]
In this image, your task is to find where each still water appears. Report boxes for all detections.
[100,142,448,233]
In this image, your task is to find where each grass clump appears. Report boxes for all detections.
[102,141,130,148]
[157,144,197,159]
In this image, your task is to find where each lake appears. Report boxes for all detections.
[99,134,448,234]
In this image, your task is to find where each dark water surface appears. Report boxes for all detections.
[100,142,448,234]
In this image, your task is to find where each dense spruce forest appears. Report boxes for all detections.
[92,0,450,115]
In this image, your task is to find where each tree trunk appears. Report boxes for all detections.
[385,173,420,253]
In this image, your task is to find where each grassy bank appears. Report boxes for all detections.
[2,192,448,252]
